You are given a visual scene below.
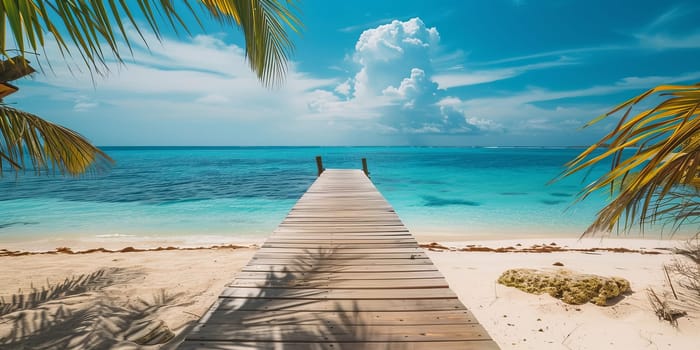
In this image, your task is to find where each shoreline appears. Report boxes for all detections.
[0,236,692,256]
[1,235,697,349]
[1,226,695,253]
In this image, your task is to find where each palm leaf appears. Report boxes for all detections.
[0,0,301,87]
[560,83,700,236]
[0,104,112,176]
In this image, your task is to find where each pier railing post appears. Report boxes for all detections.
[316,156,324,176]
[362,158,369,177]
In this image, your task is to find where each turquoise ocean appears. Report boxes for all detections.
[0,147,666,248]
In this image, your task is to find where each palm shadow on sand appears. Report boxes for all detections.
[169,246,397,350]
[0,267,186,349]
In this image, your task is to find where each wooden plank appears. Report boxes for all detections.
[284,213,398,217]
[256,248,424,254]
[214,297,467,312]
[234,270,445,280]
[242,264,439,273]
[201,309,478,326]
[220,287,457,299]
[186,324,489,342]
[263,238,418,244]
[259,244,421,249]
[251,253,427,260]
[264,238,412,243]
[277,225,405,229]
[288,206,395,210]
[247,258,432,266]
[281,220,404,225]
[260,243,419,249]
[229,278,449,289]
[273,229,410,234]
[178,340,500,350]
[272,230,410,235]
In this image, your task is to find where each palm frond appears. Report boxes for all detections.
[199,0,302,87]
[560,83,700,236]
[0,104,112,176]
[0,0,301,86]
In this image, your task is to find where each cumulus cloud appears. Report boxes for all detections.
[351,18,438,100]
[306,17,501,138]
[382,68,436,108]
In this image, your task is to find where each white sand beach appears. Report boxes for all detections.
[0,237,698,349]
[427,238,699,349]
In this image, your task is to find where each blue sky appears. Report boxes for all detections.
[12,0,700,146]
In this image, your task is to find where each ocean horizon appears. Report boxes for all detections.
[0,146,688,249]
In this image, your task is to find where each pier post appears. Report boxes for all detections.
[362,158,369,177]
[315,156,324,176]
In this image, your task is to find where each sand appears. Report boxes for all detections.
[427,238,699,349]
[0,247,256,349]
[0,238,698,349]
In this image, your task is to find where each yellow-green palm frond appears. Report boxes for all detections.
[0,104,112,176]
[0,0,301,87]
[560,83,700,236]
[199,0,302,87]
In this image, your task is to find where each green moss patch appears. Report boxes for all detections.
[497,268,630,306]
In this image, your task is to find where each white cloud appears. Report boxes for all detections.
[351,18,439,98]
[195,94,231,104]
[624,5,700,50]
[432,57,577,89]
[334,79,352,97]
[647,6,686,30]
[12,26,373,145]
[338,18,395,33]
[635,32,700,50]
[73,96,98,112]
[432,69,515,89]
[304,17,501,138]
[382,68,437,109]
[433,70,700,138]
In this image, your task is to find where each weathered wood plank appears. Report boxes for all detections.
[233,270,445,280]
[251,252,427,260]
[229,278,449,289]
[247,258,432,266]
[273,229,410,234]
[200,309,477,326]
[241,264,439,273]
[260,243,420,249]
[220,287,457,299]
[262,238,418,244]
[213,297,467,312]
[255,247,424,254]
[186,324,489,342]
[272,230,411,235]
[178,340,500,350]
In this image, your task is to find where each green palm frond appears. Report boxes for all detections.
[560,83,700,236]
[0,0,301,87]
[0,104,112,176]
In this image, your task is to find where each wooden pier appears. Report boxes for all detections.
[178,169,499,349]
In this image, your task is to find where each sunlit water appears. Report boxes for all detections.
[1,147,685,247]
